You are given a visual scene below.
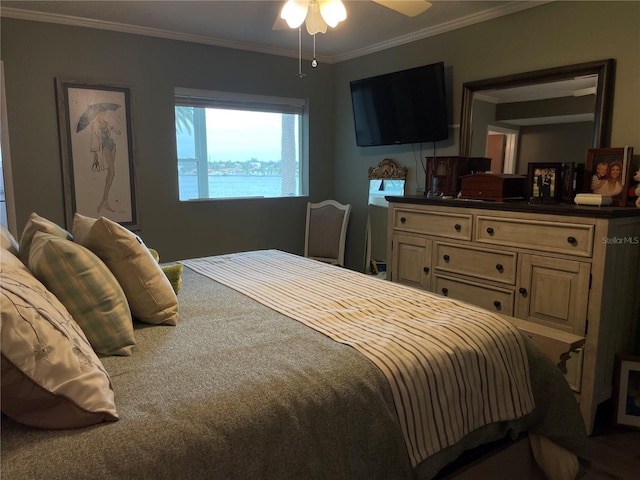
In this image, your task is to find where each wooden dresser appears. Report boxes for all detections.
[386,196,640,434]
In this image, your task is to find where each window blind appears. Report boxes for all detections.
[174,87,305,115]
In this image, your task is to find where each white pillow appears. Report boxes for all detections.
[1,249,119,429]
[0,225,19,256]
[19,212,72,264]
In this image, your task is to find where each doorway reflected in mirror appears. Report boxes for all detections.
[459,59,615,176]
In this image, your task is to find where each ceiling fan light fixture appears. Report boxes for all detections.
[306,2,328,35]
[319,0,347,28]
[281,0,308,29]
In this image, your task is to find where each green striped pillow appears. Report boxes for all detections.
[28,231,135,356]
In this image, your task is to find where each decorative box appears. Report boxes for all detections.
[460,173,526,201]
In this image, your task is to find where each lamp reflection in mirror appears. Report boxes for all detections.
[280,0,347,35]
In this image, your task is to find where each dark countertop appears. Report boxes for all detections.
[385,195,640,219]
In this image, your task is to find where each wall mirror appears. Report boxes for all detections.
[459,59,615,175]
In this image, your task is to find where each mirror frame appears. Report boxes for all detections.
[459,59,615,158]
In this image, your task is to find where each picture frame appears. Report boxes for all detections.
[560,162,575,203]
[527,162,562,203]
[613,354,640,429]
[582,147,634,207]
[56,80,137,229]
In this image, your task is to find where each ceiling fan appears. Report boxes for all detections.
[274,0,433,35]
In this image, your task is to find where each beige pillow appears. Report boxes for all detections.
[77,216,178,326]
[19,212,72,264]
[0,225,19,256]
[70,212,96,245]
[28,232,135,356]
[1,249,119,429]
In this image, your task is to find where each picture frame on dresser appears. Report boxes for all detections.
[527,162,562,203]
[613,354,640,429]
[560,162,576,203]
[583,147,634,207]
[55,79,138,229]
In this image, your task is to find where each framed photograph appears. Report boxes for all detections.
[560,162,575,203]
[582,147,634,207]
[527,162,562,203]
[613,354,640,429]
[56,80,137,229]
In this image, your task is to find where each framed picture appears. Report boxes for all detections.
[527,162,562,203]
[560,162,575,203]
[56,80,137,229]
[613,354,640,429]
[582,147,634,207]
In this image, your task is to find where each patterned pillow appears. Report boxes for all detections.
[0,225,19,256]
[1,249,119,429]
[19,212,72,264]
[28,231,135,356]
[74,216,178,326]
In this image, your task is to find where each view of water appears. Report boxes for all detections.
[178,174,291,200]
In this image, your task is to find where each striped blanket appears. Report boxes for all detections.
[181,250,534,466]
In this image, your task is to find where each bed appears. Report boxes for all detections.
[1,216,588,480]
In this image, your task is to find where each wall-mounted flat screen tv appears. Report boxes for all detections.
[349,62,448,147]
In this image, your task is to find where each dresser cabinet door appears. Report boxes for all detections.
[516,254,590,335]
[391,234,432,290]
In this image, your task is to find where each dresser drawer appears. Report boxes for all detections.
[434,274,515,316]
[393,209,472,240]
[475,216,594,257]
[434,242,517,285]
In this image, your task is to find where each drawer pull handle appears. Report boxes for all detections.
[443,254,450,262]
[441,287,448,296]
[423,267,430,274]
[486,227,494,235]
[493,300,501,310]
[400,217,407,224]
[567,236,577,245]
[519,287,528,296]
[454,224,461,232]
[496,264,504,273]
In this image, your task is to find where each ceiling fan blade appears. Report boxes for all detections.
[372,0,432,17]
[273,16,290,30]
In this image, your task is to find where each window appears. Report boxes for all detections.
[174,88,307,200]
[1,61,15,232]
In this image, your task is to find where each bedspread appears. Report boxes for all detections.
[1,251,587,480]
[182,250,535,466]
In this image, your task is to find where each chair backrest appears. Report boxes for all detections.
[304,200,351,267]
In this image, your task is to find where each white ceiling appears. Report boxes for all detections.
[0,1,548,63]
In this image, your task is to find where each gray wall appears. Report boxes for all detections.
[517,122,595,175]
[1,19,335,261]
[2,1,639,270]
[333,1,640,270]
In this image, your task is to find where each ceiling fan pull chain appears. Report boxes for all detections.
[296,27,306,78]
[312,34,318,68]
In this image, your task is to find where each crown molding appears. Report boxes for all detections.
[330,1,550,63]
[0,6,326,62]
[1,2,550,65]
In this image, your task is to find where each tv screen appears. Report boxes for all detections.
[349,62,448,147]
